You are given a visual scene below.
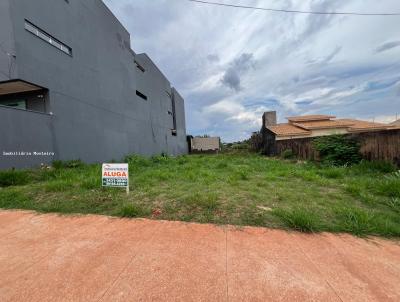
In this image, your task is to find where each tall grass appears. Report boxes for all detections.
[0,153,399,237]
[272,207,321,232]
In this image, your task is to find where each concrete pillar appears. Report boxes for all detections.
[262,111,277,127]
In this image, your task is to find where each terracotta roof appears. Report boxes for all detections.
[293,119,354,130]
[287,115,335,122]
[267,123,310,136]
[338,119,390,132]
[266,117,393,137]
[390,119,400,126]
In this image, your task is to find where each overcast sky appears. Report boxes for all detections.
[104,0,400,142]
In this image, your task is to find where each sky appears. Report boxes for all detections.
[104,0,400,142]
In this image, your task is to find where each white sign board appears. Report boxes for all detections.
[102,163,129,193]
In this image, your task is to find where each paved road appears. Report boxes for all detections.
[0,210,399,301]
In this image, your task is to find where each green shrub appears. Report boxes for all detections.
[314,135,361,166]
[353,160,397,174]
[151,153,170,163]
[229,169,249,181]
[386,198,400,213]
[81,177,100,190]
[124,154,151,167]
[374,178,400,198]
[317,168,344,179]
[273,207,321,232]
[335,207,376,236]
[44,180,74,192]
[117,203,148,218]
[0,170,31,187]
[52,159,84,169]
[281,149,294,159]
[182,192,220,211]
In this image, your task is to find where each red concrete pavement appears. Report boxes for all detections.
[0,210,399,301]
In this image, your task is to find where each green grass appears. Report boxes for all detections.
[272,207,321,232]
[0,154,399,238]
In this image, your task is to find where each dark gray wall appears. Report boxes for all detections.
[0,106,55,169]
[0,0,187,169]
[0,0,17,82]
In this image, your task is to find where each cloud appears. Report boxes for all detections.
[221,53,255,92]
[375,41,400,53]
[103,0,400,142]
[207,54,220,62]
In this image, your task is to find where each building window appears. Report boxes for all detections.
[24,20,72,56]
[136,90,147,101]
[135,61,145,72]
[0,91,48,113]
[0,99,27,110]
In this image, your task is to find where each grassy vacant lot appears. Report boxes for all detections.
[0,153,399,237]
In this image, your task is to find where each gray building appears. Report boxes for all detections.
[0,0,187,169]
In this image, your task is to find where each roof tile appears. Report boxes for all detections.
[287,115,335,122]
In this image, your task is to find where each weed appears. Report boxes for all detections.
[335,207,376,236]
[373,178,400,198]
[317,168,344,179]
[52,160,84,169]
[314,135,361,166]
[0,170,31,187]
[1,153,400,238]
[152,153,170,163]
[272,207,321,233]
[386,198,400,213]
[281,149,294,159]
[353,160,397,174]
[117,203,148,218]
[44,180,74,192]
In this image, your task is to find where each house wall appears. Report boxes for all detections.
[0,0,187,169]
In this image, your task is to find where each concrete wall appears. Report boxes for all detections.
[0,0,187,169]
[0,0,17,82]
[172,88,188,155]
[191,137,220,152]
[0,106,55,169]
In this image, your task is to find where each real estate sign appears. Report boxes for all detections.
[102,163,129,193]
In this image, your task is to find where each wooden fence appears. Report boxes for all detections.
[275,129,400,166]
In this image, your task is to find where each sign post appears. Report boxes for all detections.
[102,163,129,194]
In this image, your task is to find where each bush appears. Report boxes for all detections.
[273,207,321,232]
[182,192,220,211]
[52,159,84,169]
[314,135,361,166]
[317,167,344,179]
[118,203,148,218]
[335,207,376,236]
[0,170,31,187]
[281,149,294,159]
[353,160,397,174]
[124,154,151,168]
[151,153,170,163]
[374,178,400,198]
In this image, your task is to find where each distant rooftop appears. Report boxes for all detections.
[267,114,393,137]
[287,115,336,122]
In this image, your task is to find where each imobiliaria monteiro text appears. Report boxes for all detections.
[2,151,55,156]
